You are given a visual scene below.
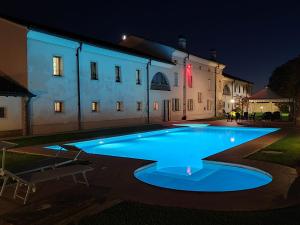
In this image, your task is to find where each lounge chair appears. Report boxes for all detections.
[0,142,93,204]
[0,143,87,196]
[13,164,93,204]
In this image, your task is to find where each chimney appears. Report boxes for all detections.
[178,35,187,50]
[209,49,217,60]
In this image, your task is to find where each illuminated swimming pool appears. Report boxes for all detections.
[47,125,278,192]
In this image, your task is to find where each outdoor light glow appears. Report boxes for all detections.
[230,99,235,104]
[138,135,142,138]
[260,106,264,109]
[186,166,192,176]
[230,137,235,143]
[99,141,104,144]
[122,34,127,40]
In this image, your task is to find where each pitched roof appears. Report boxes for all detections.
[0,14,174,65]
[249,86,285,100]
[223,72,253,84]
[120,34,225,65]
[0,74,35,97]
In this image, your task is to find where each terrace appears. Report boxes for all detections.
[0,121,299,225]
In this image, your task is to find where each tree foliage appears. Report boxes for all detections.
[269,55,300,98]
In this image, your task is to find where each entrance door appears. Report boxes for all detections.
[163,100,171,121]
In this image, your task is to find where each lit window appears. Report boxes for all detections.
[54,101,63,113]
[91,62,98,80]
[53,56,63,76]
[0,107,6,118]
[172,98,180,111]
[153,101,159,111]
[116,101,123,111]
[115,66,121,82]
[137,101,142,111]
[91,102,99,112]
[136,69,141,85]
[198,92,202,103]
[187,99,194,111]
[174,72,179,87]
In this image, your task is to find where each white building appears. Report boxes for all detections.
[0,16,250,137]
[216,72,253,114]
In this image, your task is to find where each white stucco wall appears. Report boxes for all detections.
[0,96,22,131]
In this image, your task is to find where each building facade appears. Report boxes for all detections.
[0,16,251,137]
[216,72,253,115]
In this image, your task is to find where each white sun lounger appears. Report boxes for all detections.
[13,164,93,204]
[0,142,93,204]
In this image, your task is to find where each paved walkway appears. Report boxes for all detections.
[0,120,299,223]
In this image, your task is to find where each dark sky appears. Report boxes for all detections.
[2,0,300,91]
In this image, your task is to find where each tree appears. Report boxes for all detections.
[269,55,300,122]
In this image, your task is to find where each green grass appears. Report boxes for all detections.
[78,201,300,225]
[5,124,166,148]
[248,131,300,167]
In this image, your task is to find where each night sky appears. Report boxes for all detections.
[2,1,300,91]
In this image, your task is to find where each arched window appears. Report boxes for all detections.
[223,84,231,95]
[151,72,171,91]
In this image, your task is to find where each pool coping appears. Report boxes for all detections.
[6,123,299,211]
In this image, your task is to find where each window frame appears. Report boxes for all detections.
[90,61,98,80]
[91,101,99,112]
[136,69,141,85]
[116,101,123,112]
[115,65,121,83]
[136,101,143,111]
[0,107,6,118]
[52,56,63,76]
[54,101,64,113]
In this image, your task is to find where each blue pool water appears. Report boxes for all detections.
[47,125,278,192]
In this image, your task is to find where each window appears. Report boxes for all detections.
[187,99,194,111]
[137,101,142,111]
[238,85,241,93]
[223,85,231,95]
[151,72,170,91]
[115,66,121,82]
[136,69,141,85]
[208,79,211,91]
[197,92,202,103]
[91,102,99,112]
[207,100,212,111]
[172,98,180,111]
[54,101,63,113]
[174,72,179,87]
[153,101,159,111]
[90,62,98,80]
[116,101,123,111]
[53,56,63,76]
[0,107,6,118]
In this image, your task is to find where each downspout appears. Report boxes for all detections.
[76,42,83,130]
[214,65,218,117]
[146,59,151,124]
[182,53,189,120]
[25,96,32,135]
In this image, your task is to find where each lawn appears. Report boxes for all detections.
[78,201,300,225]
[248,130,300,167]
[5,124,166,148]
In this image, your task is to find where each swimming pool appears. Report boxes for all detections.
[47,125,278,192]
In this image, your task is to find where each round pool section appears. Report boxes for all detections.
[134,161,272,192]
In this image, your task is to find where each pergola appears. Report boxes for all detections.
[248,86,291,113]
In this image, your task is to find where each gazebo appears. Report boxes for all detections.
[248,86,291,113]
